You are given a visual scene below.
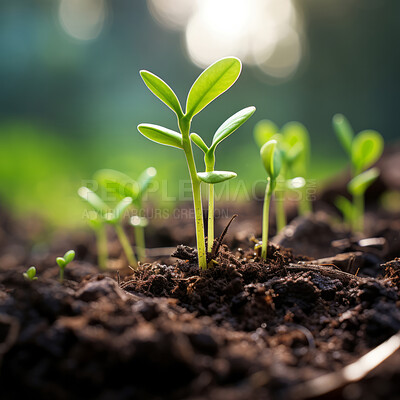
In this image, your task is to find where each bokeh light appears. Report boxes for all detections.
[147,0,303,79]
[59,0,107,41]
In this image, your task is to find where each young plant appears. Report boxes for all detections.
[138,57,249,270]
[56,250,75,282]
[94,167,157,261]
[191,106,255,253]
[78,187,137,268]
[281,122,311,215]
[333,114,384,231]
[254,120,310,231]
[260,140,282,259]
[23,266,38,281]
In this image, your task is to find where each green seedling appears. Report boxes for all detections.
[191,106,255,253]
[138,57,252,270]
[260,140,282,259]
[333,114,384,231]
[281,122,311,215]
[56,250,75,282]
[78,187,137,268]
[94,167,157,261]
[254,120,311,231]
[23,266,38,281]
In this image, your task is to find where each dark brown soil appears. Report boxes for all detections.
[1,152,400,399]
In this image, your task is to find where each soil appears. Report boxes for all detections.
[1,152,400,400]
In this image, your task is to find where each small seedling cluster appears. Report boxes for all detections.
[23,250,76,282]
[76,57,385,270]
[79,167,157,269]
[333,114,383,232]
[138,57,255,269]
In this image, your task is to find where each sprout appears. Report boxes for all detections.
[23,266,38,281]
[78,187,137,269]
[94,167,157,261]
[254,120,311,232]
[260,140,282,259]
[191,106,255,254]
[56,250,75,282]
[333,114,384,231]
[138,57,254,270]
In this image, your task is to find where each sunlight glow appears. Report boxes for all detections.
[59,0,107,41]
[147,0,304,79]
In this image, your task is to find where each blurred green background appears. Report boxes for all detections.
[1,0,399,226]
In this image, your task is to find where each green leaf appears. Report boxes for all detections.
[110,197,133,223]
[24,266,37,280]
[138,124,183,149]
[190,133,209,153]
[335,196,354,224]
[138,167,157,197]
[348,167,380,196]
[197,170,237,184]
[78,187,109,215]
[63,250,75,264]
[260,140,282,180]
[351,130,384,173]
[253,119,278,148]
[140,70,183,116]
[95,169,140,200]
[211,106,256,150]
[186,57,242,118]
[56,257,66,268]
[332,114,354,156]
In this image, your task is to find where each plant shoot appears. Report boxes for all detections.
[260,140,282,259]
[138,57,251,270]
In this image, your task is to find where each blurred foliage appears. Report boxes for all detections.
[0,0,399,225]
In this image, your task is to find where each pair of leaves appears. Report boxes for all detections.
[94,167,157,203]
[138,57,242,148]
[56,250,75,269]
[23,266,38,281]
[260,140,282,180]
[78,187,132,224]
[333,114,384,173]
[140,57,241,119]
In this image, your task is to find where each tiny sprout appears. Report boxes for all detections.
[254,120,311,231]
[138,57,253,270]
[23,266,38,281]
[260,140,282,259]
[191,106,255,254]
[94,167,157,262]
[78,187,137,269]
[333,114,384,231]
[56,250,75,282]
